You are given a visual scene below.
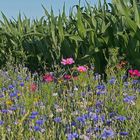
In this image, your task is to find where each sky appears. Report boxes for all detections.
[0,0,111,20]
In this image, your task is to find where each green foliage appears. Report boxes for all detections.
[0,0,140,73]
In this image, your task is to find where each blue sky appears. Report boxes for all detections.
[0,0,111,20]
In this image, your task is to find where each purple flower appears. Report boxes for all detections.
[86,127,93,133]
[0,94,4,98]
[36,120,44,125]
[54,117,61,123]
[109,77,116,84]
[1,109,8,114]
[76,116,86,124]
[67,132,79,140]
[26,76,30,81]
[94,127,100,131]
[67,133,73,140]
[34,126,41,131]
[123,96,135,104]
[101,115,105,122]
[91,114,98,122]
[0,120,4,125]
[10,92,17,97]
[17,76,22,80]
[116,116,126,121]
[109,112,117,118]
[31,111,38,116]
[10,106,17,111]
[71,122,76,127]
[101,128,115,139]
[106,120,112,125]
[20,82,24,87]
[29,115,36,119]
[132,80,138,84]
[96,85,105,90]
[119,132,129,136]
[2,87,7,91]
[95,100,103,108]
[8,84,14,89]
[72,132,79,138]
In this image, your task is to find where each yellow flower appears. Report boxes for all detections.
[6,100,13,106]
[34,97,40,103]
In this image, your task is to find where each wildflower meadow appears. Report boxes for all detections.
[0,0,140,140]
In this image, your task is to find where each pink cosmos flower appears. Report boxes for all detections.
[77,66,88,72]
[61,58,74,65]
[43,74,54,82]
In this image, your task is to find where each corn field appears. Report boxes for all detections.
[0,0,140,73]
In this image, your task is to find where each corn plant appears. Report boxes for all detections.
[0,0,140,73]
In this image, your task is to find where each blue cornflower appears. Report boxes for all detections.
[54,117,61,123]
[96,85,105,90]
[95,108,101,113]
[10,92,17,97]
[20,82,24,87]
[71,121,76,127]
[72,132,79,138]
[34,126,41,131]
[86,127,93,133]
[10,106,17,111]
[31,111,38,116]
[87,107,93,112]
[1,109,8,114]
[8,84,14,89]
[132,80,138,84]
[109,77,116,84]
[81,92,86,96]
[17,75,22,80]
[119,132,129,136]
[116,116,127,122]
[29,115,36,119]
[67,132,79,140]
[101,128,115,139]
[76,116,86,124]
[101,115,105,122]
[0,94,4,98]
[67,133,73,140]
[95,100,103,108]
[109,112,117,118]
[94,127,100,131]
[121,75,127,80]
[25,76,30,81]
[82,114,89,120]
[106,120,112,125]
[123,96,135,104]
[2,87,7,91]
[0,120,4,125]
[36,120,44,125]
[91,113,98,123]
[93,114,99,122]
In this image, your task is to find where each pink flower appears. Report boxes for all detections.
[128,70,133,75]
[43,74,54,82]
[61,58,74,65]
[30,83,37,92]
[64,74,71,80]
[77,66,88,72]
[128,69,140,77]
